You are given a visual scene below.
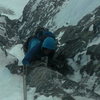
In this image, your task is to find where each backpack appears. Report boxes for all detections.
[23,27,55,53]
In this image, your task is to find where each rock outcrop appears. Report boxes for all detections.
[3,0,100,99]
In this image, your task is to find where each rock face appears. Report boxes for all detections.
[18,0,67,40]
[87,44,100,60]
[0,15,20,48]
[3,0,100,100]
[56,6,100,64]
[27,67,76,100]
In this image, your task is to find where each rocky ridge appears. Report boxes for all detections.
[0,0,100,100]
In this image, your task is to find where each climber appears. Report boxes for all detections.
[22,26,57,67]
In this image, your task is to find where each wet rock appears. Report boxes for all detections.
[27,67,63,91]
[0,15,19,47]
[87,44,100,60]
[27,66,75,100]
[80,60,100,76]
[56,37,86,58]
[5,60,20,74]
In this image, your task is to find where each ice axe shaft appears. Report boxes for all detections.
[23,65,27,100]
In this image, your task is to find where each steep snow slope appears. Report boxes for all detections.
[52,0,100,30]
[0,48,23,100]
[0,46,36,100]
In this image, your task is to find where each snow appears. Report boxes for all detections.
[53,0,100,29]
[87,34,100,47]
[0,44,63,100]
[0,67,23,100]
[18,22,26,32]
[0,48,23,100]
[90,15,95,22]
[0,0,100,99]
[67,31,100,83]
[56,31,65,41]
[0,48,16,66]
[67,58,79,71]
[74,96,94,100]
[56,31,65,45]
[36,95,61,100]
[0,0,29,19]
[63,89,73,94]
[68,70,82,82]
[74,51,91,66]
[67,34,100,83]
[0,45,35,100]
[89,24,94,31]
[7,44,24,65]
[0,66,36,100]
[67,50,91,82]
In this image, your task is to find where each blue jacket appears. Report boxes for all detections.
[22,36,57,66]
[22,38,43,65]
